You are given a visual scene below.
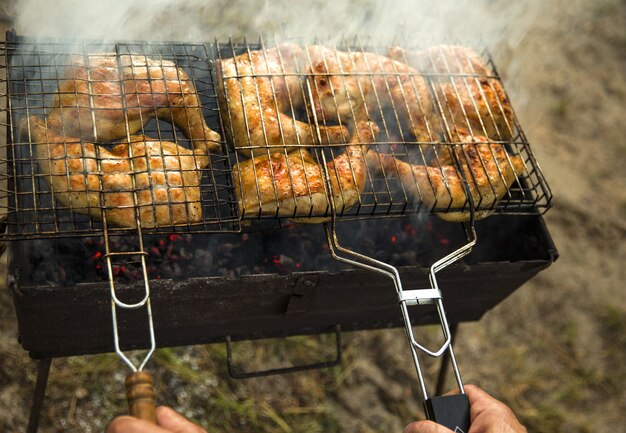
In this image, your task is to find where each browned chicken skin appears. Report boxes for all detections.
[307,46,435,142]
[216,44,349,157]
[387,45,513,140]
[21,115,209,228]
[47,54,221,152]
[233,121,379,222]
[369,130,525,222]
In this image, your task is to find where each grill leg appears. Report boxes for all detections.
[27,358,52,433]
[435,323,459,396]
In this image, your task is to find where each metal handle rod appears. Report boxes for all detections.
[435,323,459,396]
[324,223,451,356]
[82,42,157,376]
[105,235,156,373]
[308,73,472,401]
[106,252,152,309]
[322,222,429,401]
[324,221,470,399]
[109,275,157,373]
[83,45,157,423]
[430,229,476,276]
[423,167,478,394]
[424,226,476,395]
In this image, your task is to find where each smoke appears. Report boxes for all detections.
[14,0,544,55]
[9,0,552,268]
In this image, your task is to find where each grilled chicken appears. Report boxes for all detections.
[216,44,349,157]
[21,115,208,229]
[306,46,435,142]
[387,45,513,140]
[369,131,525,222]
[47,54,221,152]
[233,121,379,222]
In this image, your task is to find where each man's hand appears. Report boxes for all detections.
[404,385,527,433]
[106,406,207,433]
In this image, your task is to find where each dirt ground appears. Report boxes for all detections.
[1,0,625,432]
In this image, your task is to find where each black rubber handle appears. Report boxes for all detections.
[424,394,470,433]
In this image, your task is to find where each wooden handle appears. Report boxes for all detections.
[125,371,157,423]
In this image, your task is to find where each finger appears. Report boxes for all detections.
[156,406,208,433]
[464,384,491,401]
[107,416,168,433]
[463,384,521,423]
[464,384,507,409]
[404,420,454,433]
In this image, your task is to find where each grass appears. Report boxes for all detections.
[3,294,626,433]
[592,0,620,18]
[145,337,350,433]
[29,339,347,433]
[596,304,626,391]
[552,89,572,123]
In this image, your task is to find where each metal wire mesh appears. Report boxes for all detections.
[1,35,240,240]
[218,37,552,223]
[0,34,552,240]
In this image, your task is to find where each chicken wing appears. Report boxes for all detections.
[306,46,435,142]
[47,54,221,152]
[369,131,525,222]
[216,44,349,157]
[387,45,513,140]
[21,115,208,229]
[233,121,379,223]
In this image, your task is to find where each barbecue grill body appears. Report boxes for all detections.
[8,215,557,359]
[1,35,557,360]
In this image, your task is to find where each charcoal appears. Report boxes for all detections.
[14,214,481,287]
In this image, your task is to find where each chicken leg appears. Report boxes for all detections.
[216,44,349,157]
[369,131,525,222]
[21,115,209,229]
[306,45,436,142]
[233,121,379,222]
[387,45,513,140]
[47,54,221,152]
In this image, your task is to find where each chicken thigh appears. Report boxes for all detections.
[233,121,379,222]
[387,45,513,140]
[368,130,525,222]
[306,45,436,142]
[47,54,221,152]
[216,44,349,157]
[21,115,209,228]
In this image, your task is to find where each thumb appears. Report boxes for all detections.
[156,406,207,433]
[404,420,454,433]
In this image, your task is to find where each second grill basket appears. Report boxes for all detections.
[1,35,552,240]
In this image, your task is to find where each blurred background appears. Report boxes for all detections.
[0,0,625,432]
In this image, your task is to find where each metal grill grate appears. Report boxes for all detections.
[217,37,552,223]
[1,35,240,239]
[0,34,552,240]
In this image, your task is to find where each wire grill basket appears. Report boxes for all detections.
[0,34,552,240]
